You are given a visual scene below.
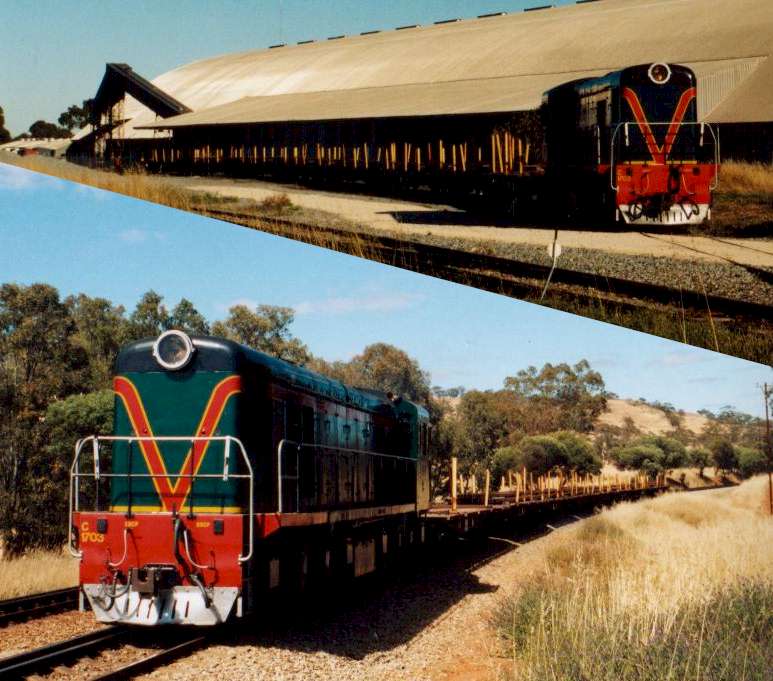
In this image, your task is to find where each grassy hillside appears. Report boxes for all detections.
[598,398,709,436]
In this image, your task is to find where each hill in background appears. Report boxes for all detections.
[597,398,710,437]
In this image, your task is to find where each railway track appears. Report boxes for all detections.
[0,587,79,627]
[0,627,125,678]
[197,207,773,322]
[89,633,208,681]
[0,626,208,680]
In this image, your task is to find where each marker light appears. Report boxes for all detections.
[648,63,671,84]
[152,330,195,371]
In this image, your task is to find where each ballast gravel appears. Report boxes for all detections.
[135,532,562,681]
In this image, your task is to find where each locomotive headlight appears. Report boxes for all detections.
[648,63,671,85]
[152,330,195,371]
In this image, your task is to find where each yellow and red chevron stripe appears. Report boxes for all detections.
[113,375,242,512]
[622,86,696,164]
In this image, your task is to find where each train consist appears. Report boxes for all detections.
[69,330,664,627]
[70,331,431,625]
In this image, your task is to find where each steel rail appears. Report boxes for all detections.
[197,207,772,322]
[0,586,80,627]
[0,627,126,678]
[88,633,209,681]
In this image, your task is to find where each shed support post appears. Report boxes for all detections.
[451,457,458,513]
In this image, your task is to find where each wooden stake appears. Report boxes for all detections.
[451,457,458,513]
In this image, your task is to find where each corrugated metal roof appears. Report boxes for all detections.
[110,0,773,137]
[0,138,71,152]
[137,72,608,127]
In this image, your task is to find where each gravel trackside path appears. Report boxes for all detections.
[135,532,562,681]
[167,176,773,268]
[0,611,104,660]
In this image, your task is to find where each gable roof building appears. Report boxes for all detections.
[75,0,772,161]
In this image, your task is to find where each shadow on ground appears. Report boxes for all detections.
[216,535,517,660]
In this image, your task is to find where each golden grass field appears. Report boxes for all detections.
[0,548,78,599]
[719,161,773,197]
[493,476,773,681]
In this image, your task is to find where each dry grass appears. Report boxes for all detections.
[719,161,773,197]
[259,192,295,213]
[0,548,78,599]
[493,477,773,680]
[0,153,197,212]
[601,464,724,488]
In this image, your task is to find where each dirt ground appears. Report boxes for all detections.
[164,176,773,268]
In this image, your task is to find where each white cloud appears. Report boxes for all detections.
[214,292,424,317]
[0,163,58,190]
[118,229,149,243]
[294,292,424,317]
[216,298,260,313]
[652,350,709,368]
[118,228,166,243]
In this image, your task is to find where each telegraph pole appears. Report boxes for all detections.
[764,383,772,516]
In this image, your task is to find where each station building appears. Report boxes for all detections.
[69,0,773,175]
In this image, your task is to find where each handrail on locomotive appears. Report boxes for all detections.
[68,435,255,563]
[609,121,719,192]
[276,438,419,514]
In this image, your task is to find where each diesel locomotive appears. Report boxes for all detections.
[69,330,431,625]
[542,63,719,226]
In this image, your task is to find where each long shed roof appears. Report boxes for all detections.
[109,0,773,138]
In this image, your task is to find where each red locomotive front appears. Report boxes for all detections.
[544,63,719,226]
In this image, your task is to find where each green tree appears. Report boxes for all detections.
[516,435,567,476]
[66,293,128,390]
[504,360,607,432]
[127,290,169,340]
[58,100,93,131]
[339,343,431,404]
[711,438,738,473]
[0,106,10,144]
[169,298,210,336]
[553,431,601,474]
[27,119,71,139]
[0,283,87,554]
[688,446,712,477]
[638,435,688,469]
[211,304,310,365]
[24,390,114,550]
[491,446,521,483]
[450,391,510,473]
[735,446,767,479]
[612,443,666,478]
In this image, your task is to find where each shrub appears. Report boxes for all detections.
[516,435,567,476]
[552,431,601,474]
[491,446,521,482]
[712,437,738,472]
[688,446,712,476]
[259,193,294,212]
[736,445,768,478]
[611,443,665,477]
[639,434,688,468]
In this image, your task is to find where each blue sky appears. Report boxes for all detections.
[1,0,576,134]
[0,162,770,416]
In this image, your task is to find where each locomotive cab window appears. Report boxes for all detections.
[287,404,303,443]
[302,406,315,444]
